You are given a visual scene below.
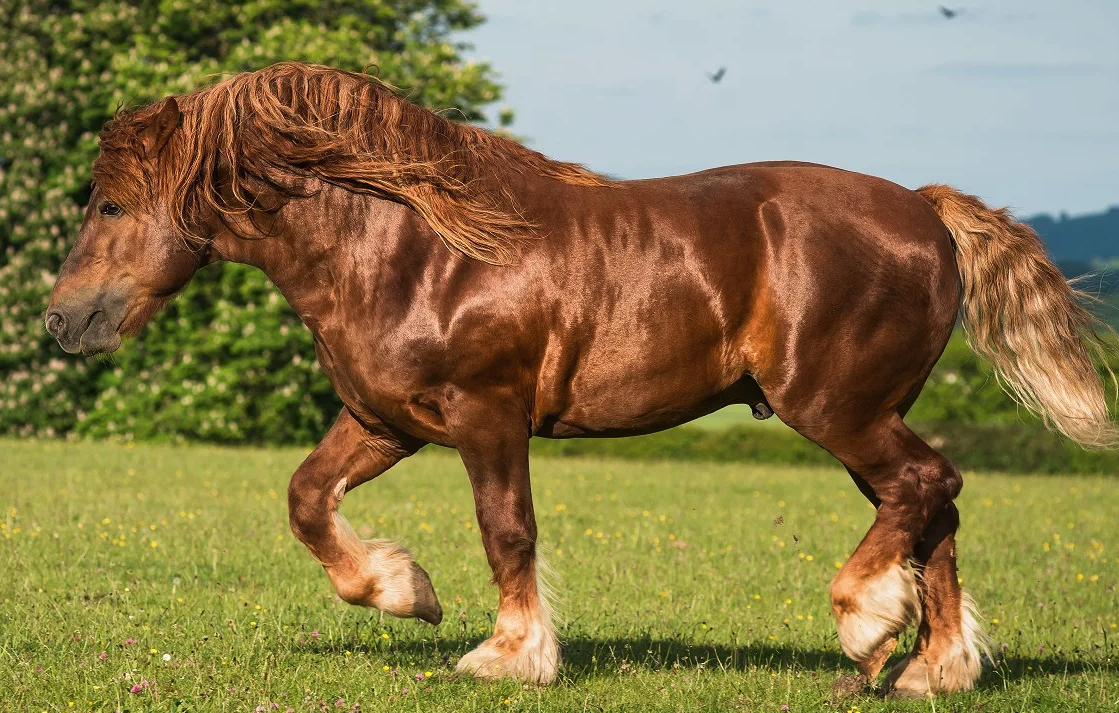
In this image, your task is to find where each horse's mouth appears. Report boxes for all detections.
[46,296,127,355]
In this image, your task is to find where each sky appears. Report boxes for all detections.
[464,0,1117,217]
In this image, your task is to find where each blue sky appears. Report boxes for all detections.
[465,0,1117,216]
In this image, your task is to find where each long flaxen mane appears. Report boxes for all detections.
[93,62,608,264]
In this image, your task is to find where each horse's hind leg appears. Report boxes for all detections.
[806,415,970,683]
[841,466,989,694]
[834,379,989,696]
[286,408,442,624]
[883,502,990,696]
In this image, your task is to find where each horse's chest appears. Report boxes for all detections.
[311,333,449,438]
[312,337,361,404]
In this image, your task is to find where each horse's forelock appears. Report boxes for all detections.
[91,110,161,214]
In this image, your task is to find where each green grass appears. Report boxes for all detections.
[689,405,787,431]
[2,440,1116,712]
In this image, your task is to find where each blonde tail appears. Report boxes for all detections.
[918,184,1117,448]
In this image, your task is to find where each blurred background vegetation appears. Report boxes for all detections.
[1,0,1117,473]
[1,0,504,442]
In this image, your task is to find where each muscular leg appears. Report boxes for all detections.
[883,502,989,696]
[287,408,442,623]
[452,413,558,683]
[837,467,901,681]
[835,392,989,694]
[816,416,962,683]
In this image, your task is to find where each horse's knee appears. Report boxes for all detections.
[930,453,962,503]
[917,452,961,527]
[917,445,962,501]
[285,409,409,543]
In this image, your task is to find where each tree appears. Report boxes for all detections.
[0,0,506,441]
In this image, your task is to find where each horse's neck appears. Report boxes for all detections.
[212,172,591,323]
[211,188,428,324]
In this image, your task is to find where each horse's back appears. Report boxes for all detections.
[619,161,960,325]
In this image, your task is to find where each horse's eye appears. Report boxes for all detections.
[99,202,123,217]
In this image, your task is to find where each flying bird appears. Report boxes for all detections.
[707,67,726,83]
[939,5,960,19]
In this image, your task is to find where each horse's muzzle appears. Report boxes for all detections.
[45,291,127,355]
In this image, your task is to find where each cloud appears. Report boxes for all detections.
[852,10,943,27]
[853,8,1033,27]
[927,62,1102,79]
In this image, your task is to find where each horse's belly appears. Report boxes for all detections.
[539,397,723,437]
[534,288,764,437]
[536,349,763,438]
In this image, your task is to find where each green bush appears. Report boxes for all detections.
[525,422,1119,476]
[76,265,341,443]
[0,0,505,440]
[905,333,1036,425]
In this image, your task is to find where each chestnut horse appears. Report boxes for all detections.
[46,64,1114,696]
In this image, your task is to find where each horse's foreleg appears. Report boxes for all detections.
[287,408,441,624]
[883,503,990,697]
[453,419,558,684]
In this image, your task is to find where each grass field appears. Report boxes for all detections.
[690,405,779,431]
[2,440,1116,712]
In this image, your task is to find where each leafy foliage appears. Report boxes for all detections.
[0,0,504,440]
[527,420,1119,476]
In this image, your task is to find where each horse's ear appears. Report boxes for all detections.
[140,97,180,159]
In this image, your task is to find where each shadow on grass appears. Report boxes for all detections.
[322,633,1112,691]
[557,637,1112,689]
[559,635,848,677]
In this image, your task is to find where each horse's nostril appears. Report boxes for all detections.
[45,311,65,336]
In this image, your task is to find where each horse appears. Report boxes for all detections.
[45,63,1115,696]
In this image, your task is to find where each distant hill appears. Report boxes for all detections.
[1026,206,1119,266]
[1023,206,1119,320]
[1024,207,1119,301]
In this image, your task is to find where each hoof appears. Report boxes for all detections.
[883,677,935,701]
[410,563,443,625]
[882,648,982,697]
[830,673,872,701]
[882,591,989,696]
[327,514,443,622]
[883,653,933,698]
[455,605,559,684]
[455,636,558,684]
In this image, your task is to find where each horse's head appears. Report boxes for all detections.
[46,97,206,355]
